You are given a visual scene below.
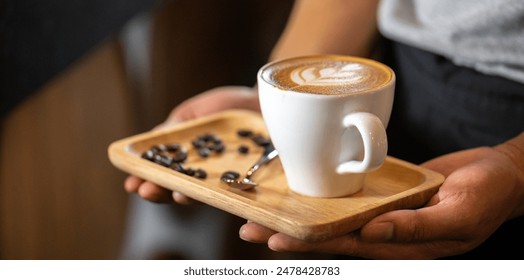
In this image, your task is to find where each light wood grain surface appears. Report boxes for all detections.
[109,110,444,241]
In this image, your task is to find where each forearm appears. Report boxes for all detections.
[270,0,380,61]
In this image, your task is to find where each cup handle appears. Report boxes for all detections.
[336,112,387,174]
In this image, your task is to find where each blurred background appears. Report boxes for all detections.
[0,0,294,259]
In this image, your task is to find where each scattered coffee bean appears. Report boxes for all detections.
[140,130,273,183]
[141,149,156,161]
[237,129,254,138]
[237,129,272,147]
[191,139,205,149]
[169,162,186,173]
[192,132,226,158]
[141,142,210,180]
[165,143,181,152]
[238,145,249,154]
[150,145,162,153]
[212,142,225,153]
[154,154,172,167]
[221,171,240,182]
[185,167,196,176]
[198,147,211,158]
[200,133,216,142]
[172,149,188,163]
[251,134,271,147]
[161,156,174,167]
[194,168,207,179]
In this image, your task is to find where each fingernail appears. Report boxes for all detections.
[383,222,394,241]
[239,225,248,241]
[364,222,395,242]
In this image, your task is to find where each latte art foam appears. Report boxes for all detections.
[291,63,368,86]
[260,55,392,95]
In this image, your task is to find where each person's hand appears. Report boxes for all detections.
[124,86,260,204]
[239,144,524,259]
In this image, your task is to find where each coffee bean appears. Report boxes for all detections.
[251,134,271,147]
[200,133,216,142]
[192,133,226,158]
[237,129,254,138]
[191,139,205,149]
[156,144,167,151]
[238,145,249,154]
[185,167,196,176]
[163,156,175,166]
[212,142,225,153]
[221,171,240,181]
[165,143,181,152]
[142,129,267,182]
[141,149,156,161]
[172,149,188,163]
[194,168,207,179]
[154,154,172,167]
[169,162,185,173]
[198,147,211,158]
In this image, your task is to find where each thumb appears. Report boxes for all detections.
[359,206,457,243]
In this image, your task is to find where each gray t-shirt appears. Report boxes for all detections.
[378,0,524,84]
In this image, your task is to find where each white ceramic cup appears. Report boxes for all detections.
[257,55,395,197]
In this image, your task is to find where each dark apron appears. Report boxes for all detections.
[384,41,524,259]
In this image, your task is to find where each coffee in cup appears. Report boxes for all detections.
[260,55,392,95]
[258,55,395,197]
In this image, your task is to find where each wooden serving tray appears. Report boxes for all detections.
[108,109,444,242]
